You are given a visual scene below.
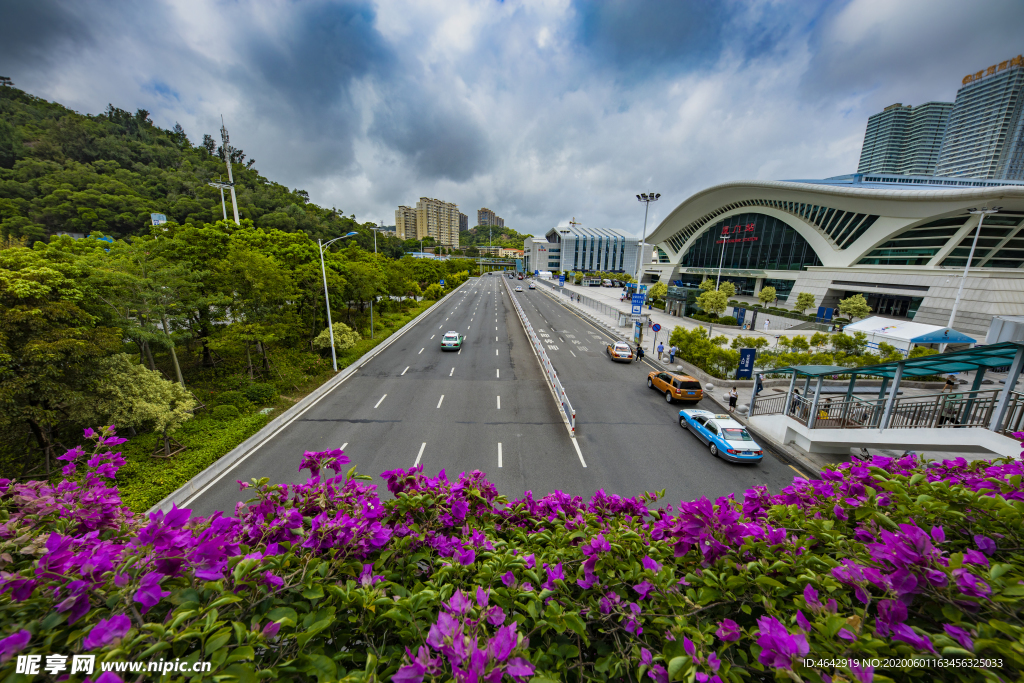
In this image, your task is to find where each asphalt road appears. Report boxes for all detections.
[512,282,800,507]
[188,275,601,517]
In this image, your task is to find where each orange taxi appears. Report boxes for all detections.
[647,370,703,404]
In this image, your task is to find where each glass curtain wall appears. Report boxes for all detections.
[677,213,823,271]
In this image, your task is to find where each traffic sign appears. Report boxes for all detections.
[631,293,645,307]
[652,323,661,332]
[631,304,642,315]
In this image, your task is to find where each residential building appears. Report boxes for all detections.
[523,225,647,278]
[459,212,468,231]
[645,174,1024,337]
[857,102,952,176]
[477,245,502,256]
[936,54,1024,179]
[395,206,418,240]
[501,247,524,258]
[477,208,504,228]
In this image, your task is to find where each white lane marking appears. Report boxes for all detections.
[340,442,348,451]
[496,395,501,409]
[570,350,576,357]
[572,437,587,467]
[414,442,426,466]
[402,366,409,375]
[496,368,500,378]
[439,325,442,329]
[495,326,498,331]
[374,394,387,408]
[495,348,499,356]
[419,348,424,354]
[498,442,503,468]
[559,337,564,342]
[450,367,454,376]
[437,395,445,409]
[495,336,498,341]
[458,349,461,354]
[467,325,471,329]
[431,334,435,339]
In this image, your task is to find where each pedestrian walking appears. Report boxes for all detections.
[669,344,677,364]
[763,318,770,332]
[657,342,665,360]
[727,387,738,411]
[942,374,957,394]
[635,344,645,362]
[755,373,764,396]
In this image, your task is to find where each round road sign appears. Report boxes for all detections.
[652,323,662,332]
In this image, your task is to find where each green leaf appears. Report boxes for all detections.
[1001,585,1024,596]
[266,606,298,627]
[302,584,325,600]
[205,626,233,656]
[305,653,338,683]
[755,576,784,589]
[667,656,688,681]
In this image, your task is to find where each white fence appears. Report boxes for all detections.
[503,277,577,435]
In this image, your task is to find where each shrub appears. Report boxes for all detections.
[3,426,1024,682]
[210,404,240,421]
[312,322,360,353]
[214,390,251,411]
[244,382,279,406]
[423,283,445,300]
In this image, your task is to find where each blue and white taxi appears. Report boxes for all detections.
[678,409,764,463]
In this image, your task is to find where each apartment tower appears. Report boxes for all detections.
[857,102,953,176]
[477,208,504,228]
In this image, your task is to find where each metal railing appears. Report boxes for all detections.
[752,386,1024,434]
[550,281,625,320]
[503,277,576,435]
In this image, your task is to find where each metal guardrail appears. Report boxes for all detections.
[502,277,576,435]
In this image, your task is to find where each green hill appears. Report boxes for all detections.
[459,224,533,249]
[0,86,362,244]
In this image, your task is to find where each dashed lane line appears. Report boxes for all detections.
[414,442,426,466]
[374,394,387,408]
[401,366,409,375]
[437,395,445,409]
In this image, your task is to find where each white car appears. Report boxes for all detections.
[678,409,764,463]
[515,285,523,292]
[528,282,536,289]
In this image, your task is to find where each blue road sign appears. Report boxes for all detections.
[631,304,642,315]
[558,275,565,287]
[631,293,645,307]
[735,307,746,328]
[440,280,445,285]
[652,323,661,332]
[737,348,756,379]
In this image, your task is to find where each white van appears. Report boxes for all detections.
[602,279,613,287]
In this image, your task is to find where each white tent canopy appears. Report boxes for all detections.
[842,316,977,353]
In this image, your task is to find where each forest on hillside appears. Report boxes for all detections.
[0,85,475,502]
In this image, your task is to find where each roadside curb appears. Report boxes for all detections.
[146,281,472,515]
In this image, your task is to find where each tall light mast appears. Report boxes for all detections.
[220,116,240,224]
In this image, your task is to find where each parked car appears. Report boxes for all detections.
[678,409,764,462]
[606,341,635,363]
[647,371,703,403]
[441,331,464,351]
[602,279,613,287]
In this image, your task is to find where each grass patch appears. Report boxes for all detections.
[116,295,442,513]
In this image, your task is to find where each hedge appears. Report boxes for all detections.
[0,426,1021,681]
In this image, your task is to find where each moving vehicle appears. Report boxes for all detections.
[678,409,764,462]
[538,270,553,280]
[606,341,635,363]
[647,371,703,403]
[602,279,613,287]
[528,282,536,289]
[515,285,523,292]
[441,331,464,351]
[518,274,524,280]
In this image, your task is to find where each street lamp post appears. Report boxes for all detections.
[367,223,385,340]
[634,193,660,287]
[319,231,359,371]
[942,206,1000,352]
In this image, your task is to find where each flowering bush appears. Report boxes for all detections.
[1,426,1023,682]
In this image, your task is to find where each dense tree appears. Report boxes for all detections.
[839,293,872,321]
[758,285,777,306]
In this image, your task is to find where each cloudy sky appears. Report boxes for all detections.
[3,0,1023,236]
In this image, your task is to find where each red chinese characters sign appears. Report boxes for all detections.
[716,223,758,244]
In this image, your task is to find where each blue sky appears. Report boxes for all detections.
[3,0,1023,236]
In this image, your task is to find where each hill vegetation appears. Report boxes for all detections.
[0,85,474,505]
[460,225,533,250]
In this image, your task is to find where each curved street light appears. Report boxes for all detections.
[319,231,359,371]
[634,192,660,285]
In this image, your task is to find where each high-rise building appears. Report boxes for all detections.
[936,54,1024,180]
[857,102,952,176]
[395,205,418,240]
[477,208,504,228]
[415,197,461,248]
[459,212,468,231]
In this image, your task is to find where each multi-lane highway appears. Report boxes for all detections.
[188,274,800,517]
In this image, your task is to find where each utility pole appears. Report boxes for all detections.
[318,232,359,371]
[220,116,240,224]
[208,176,230,221]
[634,193,660,285]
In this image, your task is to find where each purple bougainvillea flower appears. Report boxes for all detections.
[448,589,472,615]
[838,628,857,641]
[543,562,564,590]
[134,572,170,614]
[803,584,820,609]
[833,505,848,521]
[683,636,695,657]
[756,615,809,670]
[642,556,662,572]
[488,623,517,662]
[393,661,426,683]
[521,582,533,592]
[640,648,653,665]
[505,657,535,681]
[962,549,989,567]
[796,610,811,631]
[485,605,506,626]
[648,664,669,683]
[359,563,384,587]
[524,553,536,569]
[450,499,469,520]
[953,569,991,599]
[930,526,945,543]
[501,571,516,587]
[974,535,996,556]
[455,547,476,566]
[944,624,974,651]
[476,586,489,608]
[850,660,874,683]
[924,569,948,588]
[633,580,654,600]
[708,652,721,672]
[0,630,30,664]
[893,623,936,654]
[84,615,131,650]
[716,618,741,642]
[262,621,281,638]
[95,673,125,683]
